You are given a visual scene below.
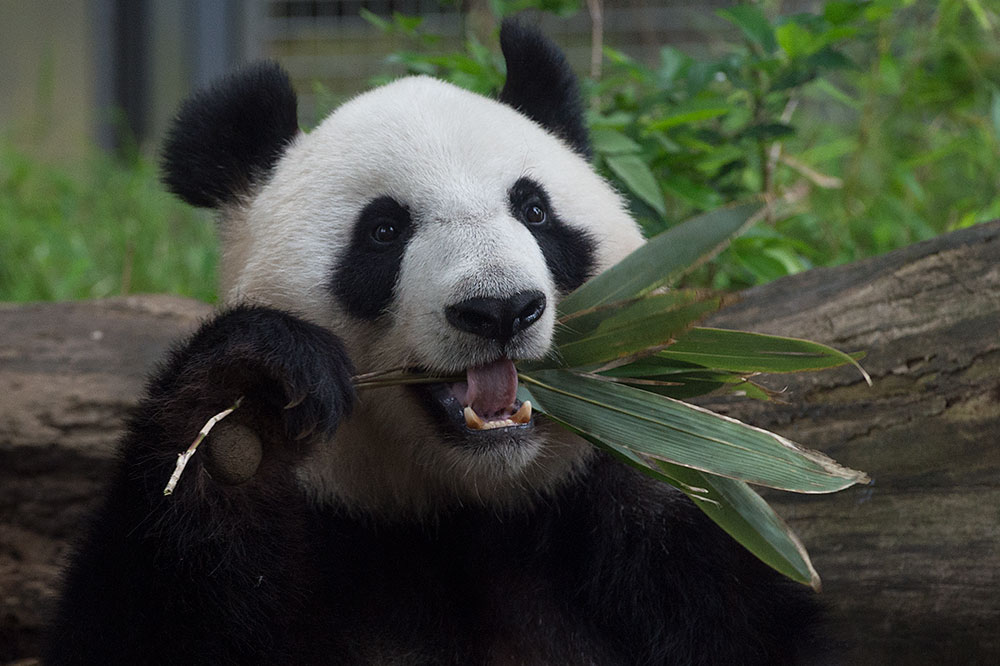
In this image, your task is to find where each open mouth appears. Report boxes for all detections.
[412,358,533,433]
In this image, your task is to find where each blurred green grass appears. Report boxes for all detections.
[0,141,217,302]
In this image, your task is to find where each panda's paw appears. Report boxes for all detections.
[159,305,356,449]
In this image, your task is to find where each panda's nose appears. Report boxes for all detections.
[445,290,547,342]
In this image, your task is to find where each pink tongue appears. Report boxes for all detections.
[466,359,518,418]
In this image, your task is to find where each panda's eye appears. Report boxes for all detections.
[523,201,547,225]
[371,220,399,244]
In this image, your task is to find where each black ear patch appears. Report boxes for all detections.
[161,61,299,209]
[498,19,590,159]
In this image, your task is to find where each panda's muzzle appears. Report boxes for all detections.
[413,291,544,435]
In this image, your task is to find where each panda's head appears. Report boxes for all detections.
[162,20,644,515]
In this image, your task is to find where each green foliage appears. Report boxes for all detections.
[367,0,1000,289]
[0,141,217,302]
[361,12,506,96]
[589,0,1000,288]
[488,0,580,18]
[812,0,1000,259]
[589,3,858,233]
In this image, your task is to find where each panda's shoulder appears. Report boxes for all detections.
[551,454,825,662]
[550,452,792,596]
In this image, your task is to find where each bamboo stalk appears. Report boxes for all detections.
[163,397,243,496]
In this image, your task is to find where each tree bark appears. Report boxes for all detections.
[700,220,1000,665]
[1,222,998,664]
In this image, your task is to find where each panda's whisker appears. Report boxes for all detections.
[350,366,413,382]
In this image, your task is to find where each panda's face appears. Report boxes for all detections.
[157,26,646,515]
[214,76,643,514]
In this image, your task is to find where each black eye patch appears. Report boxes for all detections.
[508,177,595,293]
[331,196,413,320]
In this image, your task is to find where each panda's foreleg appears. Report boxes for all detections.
[45,306,355,664]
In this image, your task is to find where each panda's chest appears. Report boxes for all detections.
[352,575,607,665]
[315,509,618,664]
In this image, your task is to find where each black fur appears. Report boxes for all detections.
[498,19,591,159]
[46,325,822,663]
[305,454,823,664]
[45,306,355,664]
[331,196,414,320]
[509,177,596,292]
[161,61,299,208]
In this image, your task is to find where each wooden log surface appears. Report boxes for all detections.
[1,221,998,664]
[701,219,1000,664]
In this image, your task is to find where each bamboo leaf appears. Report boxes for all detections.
[556,289,708,346]
[520,369,867,493]
[558,202,761,316]
[653,462,821,589]
[658,327,871,381]
[607,370,774,401]
[521,389,820,588]
[553,296,721,368]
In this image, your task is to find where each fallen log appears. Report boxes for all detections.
[1,221,997,664]
[702,219,1000,664]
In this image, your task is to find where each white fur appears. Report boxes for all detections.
[218,75,645,515]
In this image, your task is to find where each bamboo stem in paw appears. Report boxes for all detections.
[163,397,244,496]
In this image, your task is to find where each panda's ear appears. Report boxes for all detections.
[498,19,590,159]
[161,61,299,209]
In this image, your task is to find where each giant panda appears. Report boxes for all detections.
[46,20,821,665]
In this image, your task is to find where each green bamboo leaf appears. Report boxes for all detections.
[520,369,867,493]
[556,289,707,346]
[558,202,761,316]
[555,298,720,368]
[659,327,870,380]
[605,154,666,217]
[596,357,713,378]
[520,387,820,587]
[654,462,821,589]
[607,370,773,401]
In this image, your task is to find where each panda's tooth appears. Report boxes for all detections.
[464,406,485,430]
[511,401,532,424]
[465,403,531,431]
[481,418,514,430]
